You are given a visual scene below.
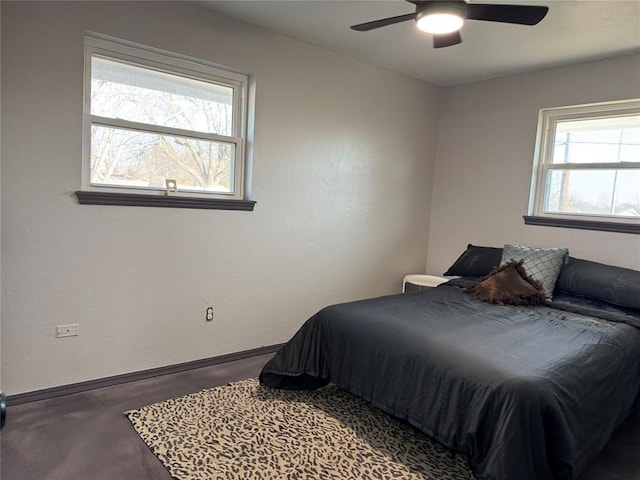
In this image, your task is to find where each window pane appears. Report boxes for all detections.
[91,57,234,136]
[91,125,234,193]
[553,114,640,164]
[613,169,640,216]
[619,127,640,162]
[544,169,640,217]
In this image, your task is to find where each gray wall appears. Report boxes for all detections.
[427,54,640,276]
[3,1,639,397]
[1,1,440,394]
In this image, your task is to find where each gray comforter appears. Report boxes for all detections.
[260,284,640,480]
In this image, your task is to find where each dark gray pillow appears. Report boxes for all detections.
[443,244,503,277]
[556,257,640,310]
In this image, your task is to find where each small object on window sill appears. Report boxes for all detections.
[165,179,177,196]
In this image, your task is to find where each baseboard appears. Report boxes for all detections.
[7,344,283,406]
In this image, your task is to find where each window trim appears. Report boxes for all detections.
[522,215,639,235]
[527,99,640,232]
[74,191,256,211]
[81,33,252,204]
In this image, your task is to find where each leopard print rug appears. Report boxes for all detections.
[126,378,478,480]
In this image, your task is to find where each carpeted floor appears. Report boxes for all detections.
[126,378,478,480]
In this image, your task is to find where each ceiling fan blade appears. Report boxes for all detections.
[351,13,416,32]
[466,4,549,25]
[433,31,462,48]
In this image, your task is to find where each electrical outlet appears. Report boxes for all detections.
[206,307,214,322]
[56,324,79,338]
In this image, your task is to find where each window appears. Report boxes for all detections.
[526,99,640,233]
[80,34,254,210]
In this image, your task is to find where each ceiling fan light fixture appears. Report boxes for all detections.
[416,4,466,34]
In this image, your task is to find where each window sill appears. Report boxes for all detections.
[75,191,256,211]
[523,216,639,235]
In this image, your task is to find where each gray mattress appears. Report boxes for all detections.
[260,284,640,480]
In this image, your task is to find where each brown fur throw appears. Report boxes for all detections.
[465,260,546,306]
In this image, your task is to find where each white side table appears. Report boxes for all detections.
[402,274,448,293]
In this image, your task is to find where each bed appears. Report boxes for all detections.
[259,246,640,480]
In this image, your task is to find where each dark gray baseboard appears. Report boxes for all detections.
[8,344,283,406]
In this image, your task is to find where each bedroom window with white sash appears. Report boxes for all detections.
[527,99,640,234]
[81,34,253,207]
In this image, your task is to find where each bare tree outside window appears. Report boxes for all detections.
[90,57,235,193]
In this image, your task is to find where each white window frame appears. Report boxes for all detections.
[528,99,640,228]
[82,33,251,201]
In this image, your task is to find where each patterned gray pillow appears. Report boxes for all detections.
[501,244,569,300]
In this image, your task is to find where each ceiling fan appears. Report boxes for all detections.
[350,0,549,48]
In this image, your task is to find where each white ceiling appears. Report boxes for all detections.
[193,0,640,86]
